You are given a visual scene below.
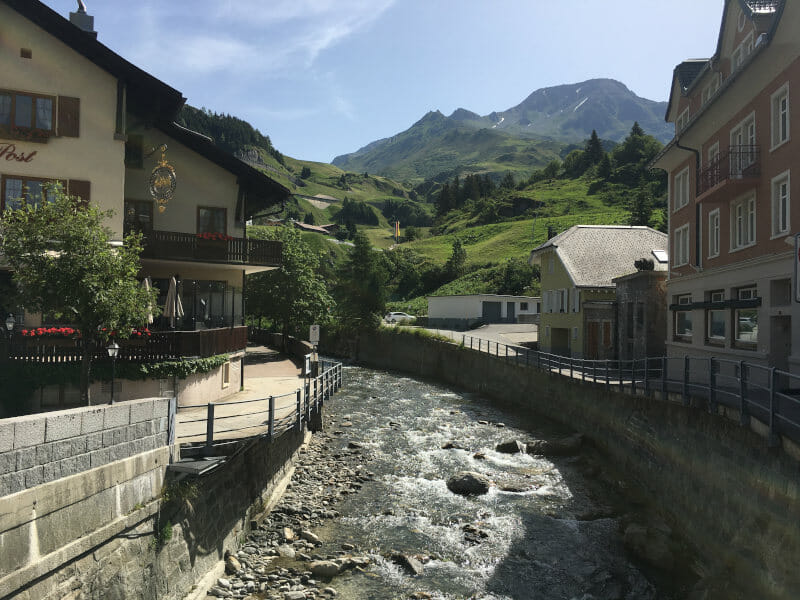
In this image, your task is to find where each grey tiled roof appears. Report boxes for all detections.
[531,225,668,288]
[675,60,708,92]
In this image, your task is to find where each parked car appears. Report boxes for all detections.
[384,312,415,324]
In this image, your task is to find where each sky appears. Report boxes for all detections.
[42,1,725,164]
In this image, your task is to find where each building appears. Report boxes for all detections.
[1,0,291,407]
[426,294,540,330]
[613,268,668,361]
[651,0,798,371]
[529,225,668,359]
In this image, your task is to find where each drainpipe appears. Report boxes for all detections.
[241,269,246,391]
[675,139,702,270]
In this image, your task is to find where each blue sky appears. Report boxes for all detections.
[43,1,724,163]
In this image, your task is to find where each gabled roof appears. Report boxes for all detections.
[529,225,668,288]
[3,0,185,121]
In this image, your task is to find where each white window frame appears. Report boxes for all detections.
[675,294,693,339]
[702,74,721,106]
[572,288,580,312]
[730,112,756,177]
[732,32,754,72]
[731,194,756,251]
[673,223,690,267]
[734,286,758,345]
[707,141,720,166]
[707,290,726,341]
[771,82,790,151]
[676,108,689,134]
[771,170,790,238]
[673,167,690,211]
[708,208,720,258]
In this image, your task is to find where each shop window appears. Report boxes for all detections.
[674,295,692,340]
[735,287,758,346]
[707,291,725,343]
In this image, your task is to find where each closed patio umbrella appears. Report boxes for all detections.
[163,276,184,328]
[141,276,154,325]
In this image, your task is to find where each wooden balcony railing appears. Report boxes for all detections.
[699,145,761,196]
[129,228,281,267]
[6,326,248,363]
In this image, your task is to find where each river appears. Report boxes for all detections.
[286,365,697,600]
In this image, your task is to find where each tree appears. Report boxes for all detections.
[303,212,316,225]
[444,238,467,280]
[629,190,654,226]
[300,166,312,179]
[404,225,420,242]
[246,226,333,345]
[585,129,604,165]
[0,186,158,404]
[498,257,537,296]
[334,232,388,328]
[500,171,516,189]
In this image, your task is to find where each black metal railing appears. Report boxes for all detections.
[699,145,761,195]
[461,334,800,450]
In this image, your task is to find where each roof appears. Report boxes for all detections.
[529,225,668,288]
[3,0,185,121]
[162,123,291,219]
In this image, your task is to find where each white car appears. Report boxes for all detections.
[384,312,415,324]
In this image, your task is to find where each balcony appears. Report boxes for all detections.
[128,228,281,268]
[7,326,249,363]
[697,145,760,202]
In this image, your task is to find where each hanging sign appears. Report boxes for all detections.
[149,146,176,213]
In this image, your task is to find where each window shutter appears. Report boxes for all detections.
[57,96,80,137]
[68,179,90,205]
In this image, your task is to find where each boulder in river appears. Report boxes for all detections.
[310,560,341,579]
[446,471,491,495]
[526,433,583,457]
[224,552,241,575]
[390,551,425,576]
[495,440,526,454]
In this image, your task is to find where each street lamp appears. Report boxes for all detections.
[5,314,14,338]
[106,340,120,404]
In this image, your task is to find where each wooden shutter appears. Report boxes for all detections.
[68,179,90,206]
[57,97,80,137]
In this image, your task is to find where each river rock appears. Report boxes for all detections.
[446,471,491,495]
[310,560,341,578]
[441,441,466,450]
[224,553,241,575]
[300,530,322,545]
[526,433,583,456]
[283,527,296,542]
[277,545,296,559]
[623,523,675,570]
[495,440,525,454]
[284,592,306,600]
[390,552,425,576]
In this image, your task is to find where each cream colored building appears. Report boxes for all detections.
[427,294,540,329]
[1,0,290,408]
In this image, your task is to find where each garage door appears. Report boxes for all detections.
[482,301,502,322]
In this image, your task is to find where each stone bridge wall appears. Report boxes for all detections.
[350,329,800,600]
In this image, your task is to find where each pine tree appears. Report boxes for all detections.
[585,130,604,165]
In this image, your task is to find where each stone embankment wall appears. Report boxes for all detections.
[0,398,310,600]
[349,330,800,600]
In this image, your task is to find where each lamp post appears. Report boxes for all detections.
[4,314,14,362]
[106,340,120,404]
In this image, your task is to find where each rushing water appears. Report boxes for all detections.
[310,366,694,600]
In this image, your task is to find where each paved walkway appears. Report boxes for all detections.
[176,345,307,444]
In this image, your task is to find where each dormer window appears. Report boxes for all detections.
[0,90,54,142]
[676,108,690,134]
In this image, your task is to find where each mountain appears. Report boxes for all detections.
[332,79,671,182]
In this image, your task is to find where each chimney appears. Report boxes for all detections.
[69,1,97,37]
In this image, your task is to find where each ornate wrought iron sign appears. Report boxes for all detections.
[148,145,176,213]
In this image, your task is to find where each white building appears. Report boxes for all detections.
[427,294,540,329]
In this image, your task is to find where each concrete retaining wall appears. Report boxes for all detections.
[351,330,800,599]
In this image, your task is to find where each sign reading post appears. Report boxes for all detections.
[309,324,320,345]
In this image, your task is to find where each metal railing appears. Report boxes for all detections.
[698,145,761,194]
[176,359,343,452]
[461,334,800,449]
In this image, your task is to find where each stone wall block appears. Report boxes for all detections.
[89,448,111,469]
[35,442,54,466]
[45,412,82,442]
[130,400,155,424]
[0,422,14,453]
[0,452,15,476]
[104,404,130,429]
[102,426,128,449]
[86,432,103,452]
[157,416,168,433]
[153,398,170,419]
[132,422,148,441]
[22,465,44,488]
[42,462,61,484]
[0,470,24,496]
[13,417,45,449]
[15,448,36,471]
[81,408,105,434]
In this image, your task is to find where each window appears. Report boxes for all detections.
[707,290,725,341]
[675,295,692,339]
[124,199,154,234]
[735,287,758,345]
[771,83,789,149]
[0,90,54,141]
[125,134,144,168]
[702,74,721,106]
[1,176,58,210]
[731,195,756,250]
[676,108,689,134]
[197,207,226,234]
[572,289,580,312]
[673,168,690,211]
[732,32,753,72]
[771,171,790,237]
[520,302,528,311]
[730,114,756,176]
[708,209,720,258]
[673,223,690,266]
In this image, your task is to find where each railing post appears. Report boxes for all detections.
[769,367,779,447]
[605,360,610,390]
[204,403,215,456]
[631,360,636,395]
[268,395,275,440]
[296,389,302,430]
[661,357,667,395]
[505,345,509,361]
[708,357,717,414]
[643,358,649,396]
[682,356,690,406]
[618,360,623,393]
[569,357,573,379]
[739,361,749,426]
